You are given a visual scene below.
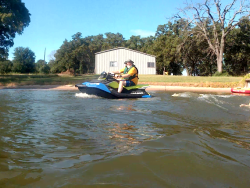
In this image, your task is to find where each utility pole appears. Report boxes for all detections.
[44,48,46,62]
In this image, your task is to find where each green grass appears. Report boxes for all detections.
[0,74,243,88]
[0,74,99,86]
[138,75,242,83]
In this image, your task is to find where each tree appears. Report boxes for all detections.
[140,36,155,54]
[224,17,250,75]
[54,39,72,73]
[35,59,50,74]
[0,0,31,60]
[12,47,35,73]
[54,33,106,74]
[176,0,250,73]
[39,64,50,74]
[0,60,12,74]
[48,59,65,73]
[126,36,143,51]
[178,26,217,76]
[153,21,184,75]
[102,32,125,50]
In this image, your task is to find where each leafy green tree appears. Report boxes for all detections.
[54,33,106,74]
[12,47,35,73]
[126,36,143,51]
[0,60,12,74]
[102,32,125,50]
[54,39,71,73]
[175,17,222,76]
[35,59,50,74]
[178,30,217,76]
[39,64,50,74]
[224,17,250,75]
[0,0,31,60]
[140,36,155,54]
[35,59,45,72]
[55,33,87,74]
[87,34,104,71]
[153,21,183,75]
[74,43,93,74]
[48,59,55,68]
[49,60,65,73]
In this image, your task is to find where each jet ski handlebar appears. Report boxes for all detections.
[99,71,125,81]
[110,73,126,81]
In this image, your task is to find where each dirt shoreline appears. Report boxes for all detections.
[0,84,232,93]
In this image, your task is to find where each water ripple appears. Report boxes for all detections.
[0,90,250,187]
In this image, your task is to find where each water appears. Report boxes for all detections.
[0,89,249,187]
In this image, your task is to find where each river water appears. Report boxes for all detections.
[0,89,249,187]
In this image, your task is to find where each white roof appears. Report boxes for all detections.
[95,47,156,57]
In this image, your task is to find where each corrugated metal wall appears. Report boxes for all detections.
[95,48,156,74]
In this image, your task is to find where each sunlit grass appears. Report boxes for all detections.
[0,74,99,86]
[0,74,243,88]
[138,75,242,83]
[138,75,242,88]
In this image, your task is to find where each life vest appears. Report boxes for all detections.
[123,65,139,80]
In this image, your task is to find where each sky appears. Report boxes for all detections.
[8,0,186,62]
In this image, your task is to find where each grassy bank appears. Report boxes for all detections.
[0,74,243,88]
[0,74,99,87]
[139,75,242,83]
[139,75,242,88]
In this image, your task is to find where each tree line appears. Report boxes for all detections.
[0,0,250,76]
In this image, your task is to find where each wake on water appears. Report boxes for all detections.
[171,92,236,111]
[75,93,100,98]
[76,91,233,101]
[171,92,197,98]
[75,91,248,112]
[171,92,234,99]
[75,93,158,101]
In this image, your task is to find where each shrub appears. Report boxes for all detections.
[212,71,230,77]
[239,73,250,87]
[0,60,13,74]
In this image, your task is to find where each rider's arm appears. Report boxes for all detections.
[111,70,120,74]
[120,74,130,78]
[112,67,125,75]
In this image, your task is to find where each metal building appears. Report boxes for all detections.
[95,47,156,74]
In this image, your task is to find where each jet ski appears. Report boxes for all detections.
[75,71,151,99]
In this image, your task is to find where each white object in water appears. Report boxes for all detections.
[172,93,179,97]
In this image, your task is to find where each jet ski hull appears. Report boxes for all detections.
[76,85,117,99]
[75,83,151,99]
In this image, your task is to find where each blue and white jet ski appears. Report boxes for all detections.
[75,72,151,99]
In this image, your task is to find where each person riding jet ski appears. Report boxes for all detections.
[75,59,151,99]
[111,59,138,93]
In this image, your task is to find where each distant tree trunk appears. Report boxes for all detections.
[217,36,225,73]
[217,52,223,73]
